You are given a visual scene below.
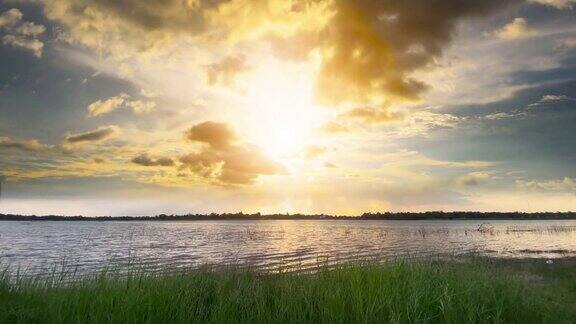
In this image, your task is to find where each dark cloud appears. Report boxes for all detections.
[65,125,120,143]
[132,153,175,167]
[313,0,522,106]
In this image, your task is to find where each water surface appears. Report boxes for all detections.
[1,220,575,275]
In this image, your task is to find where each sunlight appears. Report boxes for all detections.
[244,61,328,159]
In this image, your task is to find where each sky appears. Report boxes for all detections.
[0,0,575,216]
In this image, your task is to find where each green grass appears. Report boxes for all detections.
[1,258,575,323]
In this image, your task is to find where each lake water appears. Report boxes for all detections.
[1,220,576,276]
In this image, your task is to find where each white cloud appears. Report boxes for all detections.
[480,111,526,120]
[494,18,536,40]
[541,94,572,102]
[516,177,576,192]
[0,8,45,57]
[529,0,575,9]
[0,8,22,29]
[15,21,46,36]
[457,171,497,187]
[2,34,43,57]
[125,100,156,114]
[392,111,464,138]
[87,93,156,117]
[528,94,575,107]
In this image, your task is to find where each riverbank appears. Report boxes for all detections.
[1,211,576,221]
[1,258,575,323]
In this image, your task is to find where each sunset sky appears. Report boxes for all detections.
[0,0,575,216]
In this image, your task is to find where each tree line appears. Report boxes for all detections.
[0,211,575,221]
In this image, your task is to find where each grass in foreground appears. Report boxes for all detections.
[1,258,575,323]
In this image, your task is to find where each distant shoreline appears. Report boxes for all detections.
[1,212,576,221]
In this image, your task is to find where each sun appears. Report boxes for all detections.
[243,61,329,160]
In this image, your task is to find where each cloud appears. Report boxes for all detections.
[305,145,328,159]
[540,94,573,102]
[557,37,576,49]
[140,88,160,98]
[87,93,128,117]
[528,94,575,107]
[38,0,211,61]
[457,171,497,187]
[0,8,45,57]
[529,0,575,9]
[185,121,237,150]
[65,126,121,144]
[479,111,526,120]
[323,109,463,137]
[324,161,338,168]
[87,93,156,117]
[494,18,536,40]
[340,107,403,124]
[209,0,519,108]
[321,121,350,134]
[125,100,156,114]
[180,147,286,186]
[396,111,463,137]
[181,121,286,185]
[379,149,495,169]
[312,0,520,108]
[131,154,175,167]
[516,177,576,192]
[0,136,52,152]
[2,34,44,57]
[205,55,248,87]
[37,0,519,119]
[0,8,22,29]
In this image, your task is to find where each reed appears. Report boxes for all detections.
[1,258,574,323]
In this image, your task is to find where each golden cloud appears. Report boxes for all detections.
[39,0,211,60]
[185,121,237,150]
[305,145,328,159]
[320,121,350,134]
[340,107,403,124]
[181,121,286,185]
[205,55,248,86]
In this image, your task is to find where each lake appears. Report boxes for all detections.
[1,220,576,276]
